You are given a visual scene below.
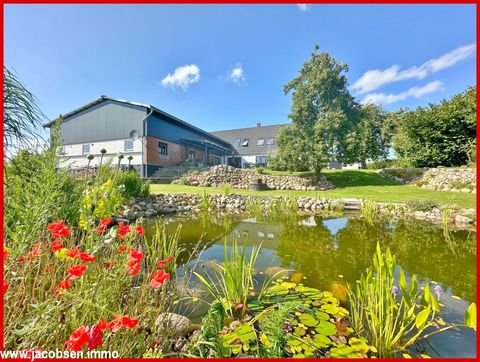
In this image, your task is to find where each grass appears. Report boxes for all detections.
[150,170,475,209]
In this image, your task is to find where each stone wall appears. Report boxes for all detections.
[177,165,335,191]
[119,193,475,227]
[379,167,476,193]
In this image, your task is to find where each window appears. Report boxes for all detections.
[188,151,195,161]
[124,139,134,152]
[257,138,265,146]
[266,138,275,145]
[241,139,249,147]
[82,144,90,155]
[158,142,168,155]
[233,139,241,147]
[256,156,267,165]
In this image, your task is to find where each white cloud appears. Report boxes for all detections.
[361,80,444,105]
[227,64,246,84]
[297,4,310,12]
[352,44,475,94]
[161,64,200,91]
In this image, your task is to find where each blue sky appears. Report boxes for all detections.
[5,4,476,134]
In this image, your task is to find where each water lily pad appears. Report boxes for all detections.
[320,304,339,315]
[299,313,318,327]
[287,338,302,347]
[294,327,306,336]
[314,310,330,321]
[349,337,370,353]
[330,344,363,358]
[315,320,337,336]
[313,334,332,348]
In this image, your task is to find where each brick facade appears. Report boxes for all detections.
[145,136,206,166]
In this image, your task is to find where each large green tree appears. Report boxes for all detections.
[272,45,390,174]
[391,87,476,167]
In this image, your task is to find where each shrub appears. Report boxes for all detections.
[256,167,265,175]
[366,159,398,170]
[405,199,439,212]
[348,243,476,357]
[179,176,189,185]
[120,171,150,198]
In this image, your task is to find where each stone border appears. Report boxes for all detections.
[118,193,475,228]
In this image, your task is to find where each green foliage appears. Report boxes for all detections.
[4,123,82,250]
[194,238,262,319]
[79,178,124,230]
[222,182,232,195]
[361,200,380,224]
[347,243,476,357]
[144,222,181,275]
[391,87,476,167]
[405,199,439,212]
[366,159,399,170]
[4,66,46,160]
[274,45,362,175]
[200,190,211,210]
[120,171,150,198]
[189,301,226,357]
[179,176,189,185]
[255,167,265,175]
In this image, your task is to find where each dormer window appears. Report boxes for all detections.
[233,139,241,147]
[257,138,265,146]
[241,139,249,147]
[266,138,275,145]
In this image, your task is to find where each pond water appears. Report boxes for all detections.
[145,212,476,358]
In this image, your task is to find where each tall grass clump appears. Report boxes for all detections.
[348,243,476,357]
[4,122,83,250]
[200,190,211,210]
[222,182,231,196]
[194,239,262,319]
[120,170,150,198]
[361,200,380,224]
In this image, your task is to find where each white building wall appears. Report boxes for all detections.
[59,138,144,169]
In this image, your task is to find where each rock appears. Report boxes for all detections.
[155,313,193,337]
[460,188,472,193]
[455,215,473,224]
[123,209,136,220]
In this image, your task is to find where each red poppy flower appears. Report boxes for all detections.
[66,248,81,258]
[97,318,109,331]
[50,239,65,252]
[88,323,103,350]
[4,246,9,260]
[101,217,113,226]
[64,325,89,351]
[128,248,143,262]
[117,222,131,240]
[104,261,113,270]
[135,226,145,236]
[126,260,141,276]
[54,279,71,296]
[3,280,8,292]
[48,220,71,239]
[97,224,107,234]
[150,269,171,288]
[116,245,128,254]
[107,315,139,333]
[18,242,43,262]
[79,251,95,263]
[157,256,174,269]
[68,264,87,280]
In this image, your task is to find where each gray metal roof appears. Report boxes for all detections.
[211,123,288,156]
[43,96,231,148]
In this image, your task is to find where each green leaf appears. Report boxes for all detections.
[415,307,431,329]
[299,313,318,327]
[399,268,407,292]
[313,334,332,348]
[349,337,370,353]
[464,303,476,330]
[314,310,330,321]
[315,320,337,336]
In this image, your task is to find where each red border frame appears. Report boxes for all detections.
[0,1,478,361]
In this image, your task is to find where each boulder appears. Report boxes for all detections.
[155,313,193,337]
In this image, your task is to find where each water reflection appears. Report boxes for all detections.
[144,212,476,356]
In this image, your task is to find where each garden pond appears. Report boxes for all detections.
[145,212,476,358]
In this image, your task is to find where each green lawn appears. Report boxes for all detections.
[150,169,476,209]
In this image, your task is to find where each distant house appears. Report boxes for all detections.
[211,123,287,168]
[44,96,232,177]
